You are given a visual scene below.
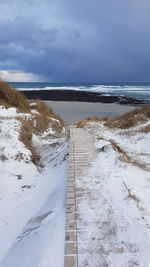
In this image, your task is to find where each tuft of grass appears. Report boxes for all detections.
[29,115,57,135]
[105,106,150,129]
[75,116,109,128]
[110,140,149,170]
[86,116,109,122]
[123,181,140,203]
[30,100,54,117]
[139,125,150,133]
[29,115,52,135]
[30,99,65,129]
[98,137,149,171]
[108,139,130,158]
[19,118,40,165]
[0,81,30,112]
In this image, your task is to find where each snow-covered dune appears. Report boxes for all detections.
[75,107,150,266]
[0,82,69,267]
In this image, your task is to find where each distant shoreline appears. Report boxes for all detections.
[21,89,149,105]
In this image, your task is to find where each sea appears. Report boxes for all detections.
[9,82,150,103]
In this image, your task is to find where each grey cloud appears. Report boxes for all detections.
[0,0,150,82]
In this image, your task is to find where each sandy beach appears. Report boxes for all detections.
[45,101,136,123]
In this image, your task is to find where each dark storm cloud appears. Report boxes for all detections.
[0,0,150,82]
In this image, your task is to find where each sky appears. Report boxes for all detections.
[0,0,150,82]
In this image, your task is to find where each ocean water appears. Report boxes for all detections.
[9,82,150,102]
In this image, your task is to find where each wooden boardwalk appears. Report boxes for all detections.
[64,126,96,267]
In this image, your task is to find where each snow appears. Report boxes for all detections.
[0,106,18,116]
[1,101,150,266]
[0,105,31,118]
[41,126,55,137]
[50,117,61,124]
[31,109,39,114]
[76,119,150,266]
[1,162,67,267]
[29,102,37,107]
[0,108,68,267]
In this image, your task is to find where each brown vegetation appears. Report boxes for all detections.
[18,111,64,165]
[30,99,54,117]
[123,181,140,203]
[109,140,147,170]
[0,81,30,112]
[76,116,108,128]
[108,139,130,158]
[30,99,65,129]
[0,81,66,166]
[19,118,40,165]
[139,125,150,133]
[105,106,150,129]
[75,106,150,129]
[19,115,63,136]
[29,115,51,134]
[98,137,149,171]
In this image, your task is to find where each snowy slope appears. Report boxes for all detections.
[0,106,69,267]
[75,118,150,266]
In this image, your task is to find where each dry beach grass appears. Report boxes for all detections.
[105,105,150,129]
[76,105,150,133]
[0,81,66,166]
[0,81,30,112]
[75,116,108,128]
